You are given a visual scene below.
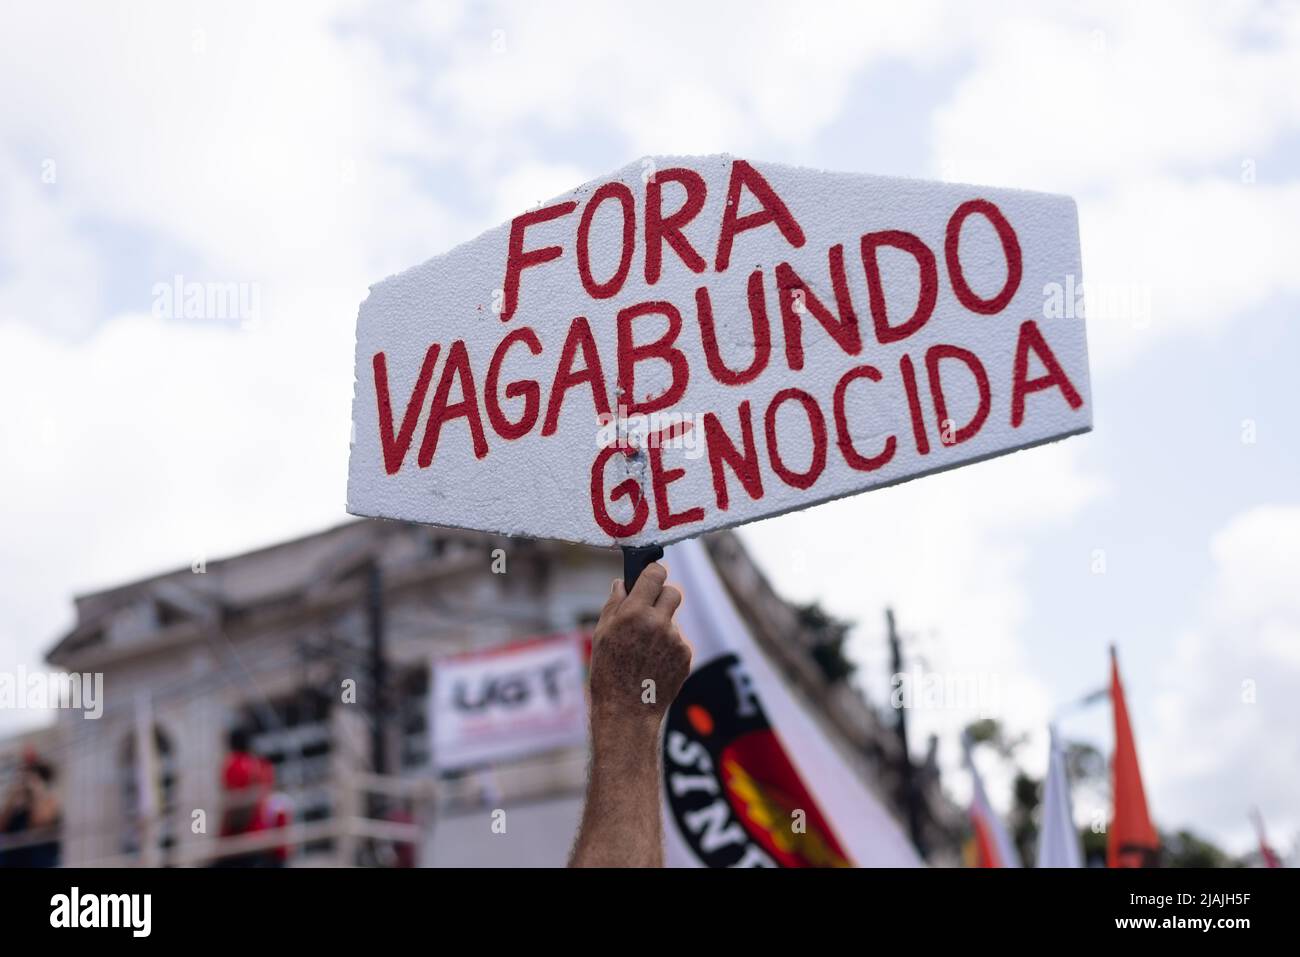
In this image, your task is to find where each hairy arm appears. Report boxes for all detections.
[568,562,691,867]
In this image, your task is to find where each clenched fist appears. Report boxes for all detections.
[589,562,691,727]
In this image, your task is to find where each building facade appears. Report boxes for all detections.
[2,519,961,867]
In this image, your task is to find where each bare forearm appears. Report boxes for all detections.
[569,715,664,867]
[570,565,690,868]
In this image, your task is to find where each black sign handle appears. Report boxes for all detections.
[622,544,664,592]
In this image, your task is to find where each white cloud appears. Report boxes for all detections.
[424,0,953,157]
[931,1,1300,193]
[0,2,465,304]
[1146,505,1300,854]
[0,151,105,338]
[1079,177,1300,368]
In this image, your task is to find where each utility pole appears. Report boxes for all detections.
[367,561,388,777]
[887,608,927,860]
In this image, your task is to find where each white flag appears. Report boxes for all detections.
[1036,724,1083,868]
[962,732,1021,867]
[660,537,921,868]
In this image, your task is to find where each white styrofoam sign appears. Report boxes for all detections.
[348,155,1091,546]
[431,633,588,771]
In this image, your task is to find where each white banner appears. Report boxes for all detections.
[431,632,588,772]
[661,538,922,867]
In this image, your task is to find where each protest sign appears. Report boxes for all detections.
[348,156,1090,546]
[430,632,588,771]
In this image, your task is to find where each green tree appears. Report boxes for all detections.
[795,602,856,685]
[1160,829,1242,868]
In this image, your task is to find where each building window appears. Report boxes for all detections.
[119,726,177,862]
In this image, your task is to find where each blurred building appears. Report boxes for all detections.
[0,519,962,867]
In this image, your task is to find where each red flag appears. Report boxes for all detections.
[1251,809,1282,869]
[1107,646,1159,867]
[971,812,1009,868]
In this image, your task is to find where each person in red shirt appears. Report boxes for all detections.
[0,750,61,868]
[217,726,286,867]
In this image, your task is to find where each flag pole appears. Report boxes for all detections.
[887,608,927,860]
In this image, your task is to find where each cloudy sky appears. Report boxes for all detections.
[1,0,1297,857]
